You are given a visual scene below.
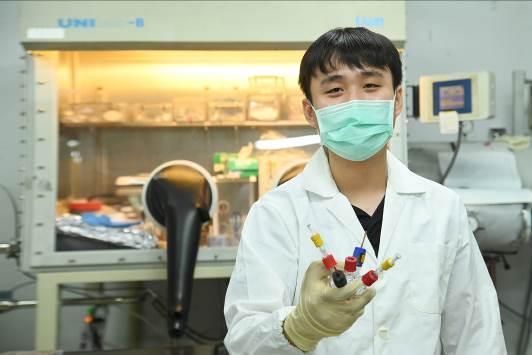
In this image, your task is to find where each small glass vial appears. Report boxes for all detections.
[355,270,379,295]
[322,254,346,288]
[344,256,357,283]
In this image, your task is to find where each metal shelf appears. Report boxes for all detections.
[60,120,309,128]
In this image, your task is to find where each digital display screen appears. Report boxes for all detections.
[433,79,472,115]
[439,85,465,110]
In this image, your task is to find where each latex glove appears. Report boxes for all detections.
[283,261,376,352]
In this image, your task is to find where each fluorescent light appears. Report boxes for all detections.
[255,134,320,150]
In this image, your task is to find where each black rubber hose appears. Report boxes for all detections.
[440,121,464,185]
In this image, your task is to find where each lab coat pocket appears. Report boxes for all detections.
[405,243,450,315]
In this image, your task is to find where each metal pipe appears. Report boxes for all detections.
[0,295,141,313]
[0,244,11,254]
[0,300,37,311]
[513,70,532,135]
[63,296,141,306]
[513,70,526,135]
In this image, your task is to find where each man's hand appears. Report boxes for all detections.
[283,261,376,352]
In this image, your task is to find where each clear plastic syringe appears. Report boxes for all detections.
[376,254,401,274]
[308,224,347,288]
[308,224,329,259]
[354,254,401,296]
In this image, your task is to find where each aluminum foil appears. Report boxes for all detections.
[56,214,158,249]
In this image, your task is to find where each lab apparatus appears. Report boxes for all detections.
[418,71,495,123]
[207,86,246,122]
[416,72,532,254]
[247,76,285,121]
[354,254,401,296]
[173,92,207,123]
[309,226,401,293]
[344,256,358,283]
[309,225,347,288]
[15,2,407,349]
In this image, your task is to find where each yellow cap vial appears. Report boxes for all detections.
[310,233,323,248]
[380,257,395,271]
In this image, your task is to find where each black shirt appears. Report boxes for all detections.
[352,196,385,256]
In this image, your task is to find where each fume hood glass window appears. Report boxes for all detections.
[57,50,305,125]
[53,50,310,252]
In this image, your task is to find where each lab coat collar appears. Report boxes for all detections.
[300,146,427,198]
[301,146,426,263]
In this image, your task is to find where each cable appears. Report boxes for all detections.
[109,291,225,345]
[144,288,167,318]
[11,276,140,297]
[439,121,464,185]
[7,280,34,295]
[21,271,36,280]
[62,284,147,292]
[60,285,149,301]
[184,279,227,346]
[4,278,226,348]
[212,343,226,355]
[111,303,168,338]
[60,286,99,299]
[500,300,532,322]
[184,327,224,346]
[17,270,150,299]
[140,286,225,345]
[185,325,224,343]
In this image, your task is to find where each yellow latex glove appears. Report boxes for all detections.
[283,261,376,352]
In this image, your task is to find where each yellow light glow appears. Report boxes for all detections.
[49,50,306,102]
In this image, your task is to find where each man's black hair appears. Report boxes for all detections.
[298,27,402,103]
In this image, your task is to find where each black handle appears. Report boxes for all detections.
[146,177,210,337]
[165,202,203,336]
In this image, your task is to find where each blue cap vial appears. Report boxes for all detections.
[353,247,367,267]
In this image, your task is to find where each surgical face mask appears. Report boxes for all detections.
[312,95,395,161]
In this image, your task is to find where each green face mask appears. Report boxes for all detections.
[313,97,395,161]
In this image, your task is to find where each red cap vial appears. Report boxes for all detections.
[361,270,379,287]
[322,254,337,270]
[344,256,357,273]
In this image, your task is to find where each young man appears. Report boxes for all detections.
[224,27,506,354]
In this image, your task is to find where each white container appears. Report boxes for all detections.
[207,87,246,122]
[247,76,284,121]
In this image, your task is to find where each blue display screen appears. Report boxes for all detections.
[432,79,472,115]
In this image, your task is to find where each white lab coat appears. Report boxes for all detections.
[224,147,506,355]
